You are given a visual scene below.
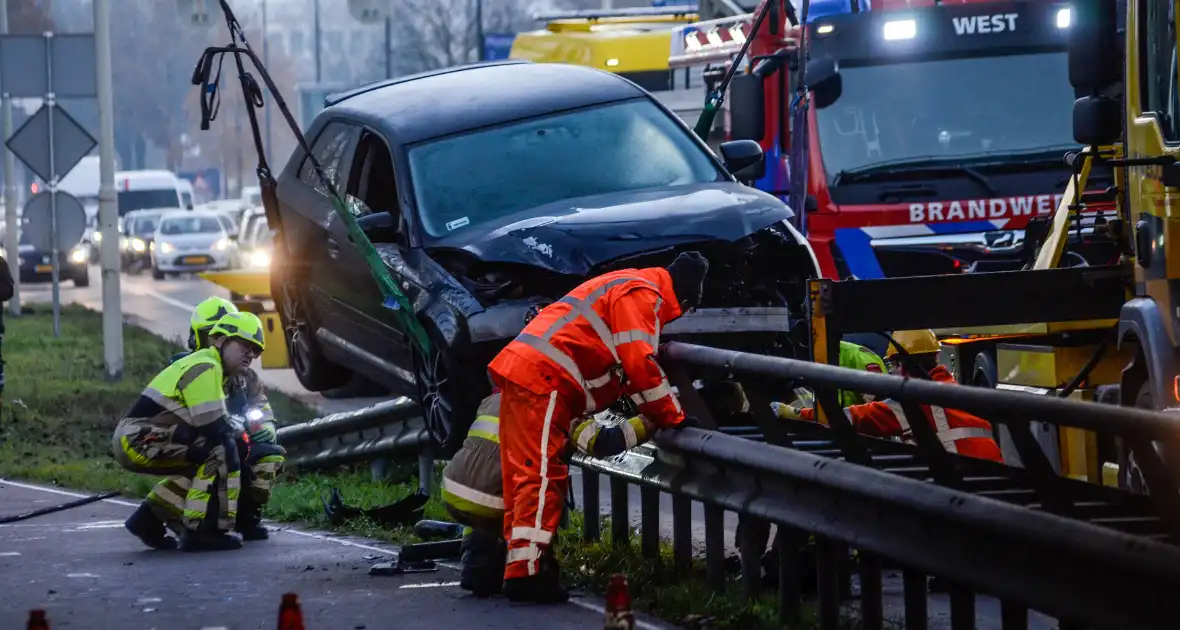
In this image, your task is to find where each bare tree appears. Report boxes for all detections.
[380,0,537,76]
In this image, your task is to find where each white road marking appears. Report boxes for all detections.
[123,284,196,312]
[0,479,138,507]
[0,551,21,556]
[398,581,461,589]
[66,573,99,578]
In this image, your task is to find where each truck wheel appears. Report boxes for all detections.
[73,268,90,288]
[152,266,166,280]
[1119,381,1154,495]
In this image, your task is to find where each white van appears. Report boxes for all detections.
[115,170,185,217]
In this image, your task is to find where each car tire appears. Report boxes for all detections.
[73,267,90,288]
[277,275,353,392]
[152,266,166,281]
[412,323,486,458]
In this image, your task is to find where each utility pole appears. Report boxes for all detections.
[0,0,19,317]
[95,0,123,380]
[313,0,321,84]
[262,0,271,159]
[384,16,391,79]
[475,0,485,61]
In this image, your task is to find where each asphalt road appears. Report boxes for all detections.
[0,478,671,629]
[13,268,1057,629]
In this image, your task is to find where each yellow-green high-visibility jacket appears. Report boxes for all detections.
[114,347,230,465]
[442,393,651,531]
[792,341,888,410]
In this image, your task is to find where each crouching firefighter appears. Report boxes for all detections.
[114,311,268,551]
[168,298,284,541]
[441,389,656,598]
[488,251,709,603]
[777,330,1003,462]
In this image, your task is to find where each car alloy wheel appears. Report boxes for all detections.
[415,346,454,450]
[280,282,317,379]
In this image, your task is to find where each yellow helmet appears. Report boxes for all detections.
[209,311,266,352]
[189,296,238,350]
[885,330,940,360]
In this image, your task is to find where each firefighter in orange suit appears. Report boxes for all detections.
[778,329,1003,462]
[487,251,709,603]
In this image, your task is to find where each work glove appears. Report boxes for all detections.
[770,402,802,421]
[248,420,278,445]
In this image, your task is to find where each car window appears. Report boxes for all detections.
[158,216,223,235]
[299,122,357,197]
[118,189,181,216]
[407,99,723,239]
[132,215,161,235]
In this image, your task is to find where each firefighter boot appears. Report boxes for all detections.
[179,492,243,552]
[459,528,506,598]
[504,547,569,604]
[124,502,178,550]
[234,499,269,541]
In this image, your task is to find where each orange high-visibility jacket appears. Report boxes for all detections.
[488,268,685,428]
[799,365,1003,461]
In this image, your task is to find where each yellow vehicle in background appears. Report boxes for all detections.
[510,6,707,123]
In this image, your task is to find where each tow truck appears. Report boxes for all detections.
[672,0,1119,280]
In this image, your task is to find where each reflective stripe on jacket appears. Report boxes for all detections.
[442,393,505,531]
[488,268,685,428]
[798,365,1002,462]
[115,347,229,461]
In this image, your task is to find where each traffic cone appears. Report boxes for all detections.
[276,593,305,630]
[26,609,49,630]
[604,574,634,630]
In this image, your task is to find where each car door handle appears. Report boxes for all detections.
[327,237,340,259]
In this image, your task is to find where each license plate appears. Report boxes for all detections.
[34,264,52,272]
[181,256,207,265]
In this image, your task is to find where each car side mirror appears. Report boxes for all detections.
[186,203,194,210]
[1072,95,1121,146]
[356,211,400,244]
[719,139,766,182]
[804,56,842,109]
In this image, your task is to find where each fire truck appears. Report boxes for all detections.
[672,0,1118,280]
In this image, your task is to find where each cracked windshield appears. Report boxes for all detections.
[0,1,1157,628]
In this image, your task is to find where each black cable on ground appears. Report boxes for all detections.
[0,490,121,524]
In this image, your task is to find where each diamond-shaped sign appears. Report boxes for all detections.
[6,103,97,184]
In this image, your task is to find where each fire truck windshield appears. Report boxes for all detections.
[816,51,1077,185]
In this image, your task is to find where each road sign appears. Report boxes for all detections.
[484,34,517,61]
[179,167,222,200]
[348,0,392,24]
[6,104,97,185]
[22,191,85,251]
[0,34,97,98]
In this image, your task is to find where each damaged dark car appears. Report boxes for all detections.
[272,60,821,455]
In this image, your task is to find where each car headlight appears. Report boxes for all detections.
[92,231,101,242]
[249,250,270,267]
[214,237,229,251]
[160,242,175,254]
[131,238,146,252]
[69,248,86,264]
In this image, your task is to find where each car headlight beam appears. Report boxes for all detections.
[69,248,86,264]
[131,238,146,252]
[160,242,175,254]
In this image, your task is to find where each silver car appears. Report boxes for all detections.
[150,210,233,280]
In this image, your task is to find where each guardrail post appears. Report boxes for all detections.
[1000,600,1028,630]
[672,495,692,573]
[417,444,437,495]
[640,486,660,559]
[704,504,725,591]
[582,470,601,543]
[738,516,766,602]
[775,526,804,622]
[949,582,975,630]
[903,569,929,630]
[815,536,841,630]
[610,476,629,548]
[858,552,883,630]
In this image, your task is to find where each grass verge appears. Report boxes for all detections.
[0,303,316,495]
[0,305,859,629]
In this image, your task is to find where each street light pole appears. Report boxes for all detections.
[0,0,19,317]
[384,15,392,79]
[313,0,321,84]
[475,0,484,61]
[95,0,124,380]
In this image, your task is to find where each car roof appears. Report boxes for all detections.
[324,61,646,145]
[159,210,220,220]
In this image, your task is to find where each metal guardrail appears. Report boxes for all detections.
[272,340,1180,628]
